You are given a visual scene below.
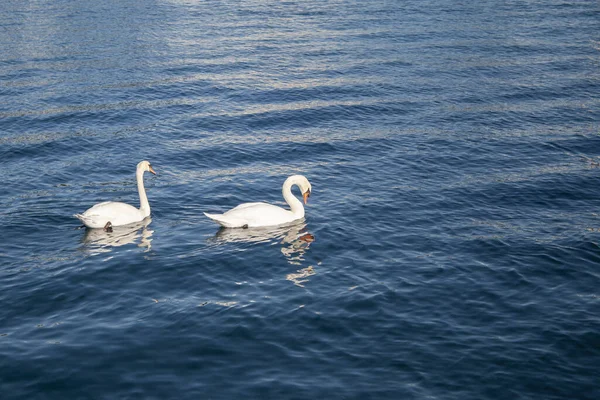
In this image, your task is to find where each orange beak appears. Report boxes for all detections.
[148,165,157,175]
[302,190,310,205]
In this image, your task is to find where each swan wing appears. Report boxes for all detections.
[75,202,142,228]
[205,202,297,228]
[228,202,267,212]
[204,212,249,228]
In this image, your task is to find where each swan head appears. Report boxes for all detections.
[137,160,156,175]
[288,175,311,204]
[302,186,311,205]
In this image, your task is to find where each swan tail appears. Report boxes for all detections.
[74,213,104,229]
[74,213,92,228]
[204,212,246,228]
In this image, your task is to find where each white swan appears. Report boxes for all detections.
[204,175,312,228]
[74,160,156,229]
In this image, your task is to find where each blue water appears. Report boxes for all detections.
[1,0,599,398]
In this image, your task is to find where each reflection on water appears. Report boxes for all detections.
[210,221,316,286]
[285,265,316,288]
[81,218,153,255]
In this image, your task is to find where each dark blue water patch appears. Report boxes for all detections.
[0,68,48,88]
[544,135,600,158]
[166,142,336,176]
[164,60,258,77]
[2,111,98,134]
[454,172,598,214]
[1,135,91,165]
[225,83,394,105]
[178,101,413,133]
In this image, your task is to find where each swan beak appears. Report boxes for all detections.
[148,165,157,175]
[302,190,310,205]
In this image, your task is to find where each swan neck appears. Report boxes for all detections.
[137,168,150,217]
[282,177,304,218]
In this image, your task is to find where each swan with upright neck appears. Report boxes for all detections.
[74,160,156,229]
[204,175,312,228]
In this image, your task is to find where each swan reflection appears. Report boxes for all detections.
[210,222,316,286]
[81,218,153,254]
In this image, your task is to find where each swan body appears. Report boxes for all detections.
[74,160,156,229]
[204,175,312,228]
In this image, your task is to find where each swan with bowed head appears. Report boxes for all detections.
[75,160,156,230]
[204,175,312,228]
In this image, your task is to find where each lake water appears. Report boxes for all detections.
[1,0,599,399]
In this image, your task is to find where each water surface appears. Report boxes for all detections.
[1,1,599,399]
